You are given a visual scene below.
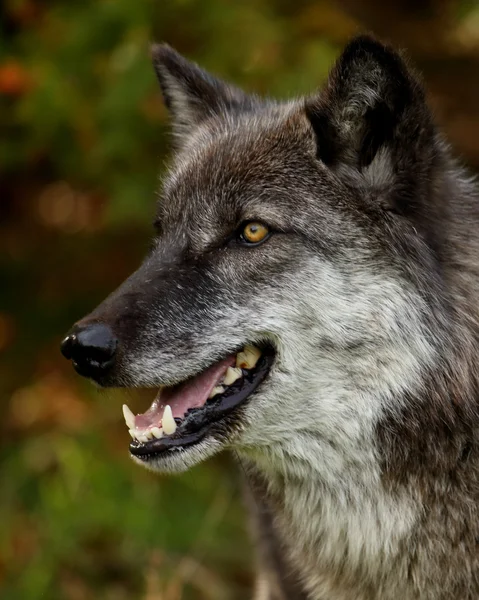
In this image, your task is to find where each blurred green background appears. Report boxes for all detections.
[1,1,479,598]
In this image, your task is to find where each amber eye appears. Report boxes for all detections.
[239,221,270,245]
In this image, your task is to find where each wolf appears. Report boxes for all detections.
[61,35,479,599]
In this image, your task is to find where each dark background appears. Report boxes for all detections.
[1,1,479,598]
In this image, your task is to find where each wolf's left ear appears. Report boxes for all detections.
[306,35,435,185]
[151,44,256,140]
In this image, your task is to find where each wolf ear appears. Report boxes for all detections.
[306,36,434,178]
[151,44,255,140]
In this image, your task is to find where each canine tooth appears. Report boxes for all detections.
[236,345,261,369]
[128,429,137,440]
[209,386,225,399]
[122,404,136,429]
[162,405,177,435]
[151,426,164,439]
[223,367,243,386]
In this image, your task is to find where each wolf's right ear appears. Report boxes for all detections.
[305,35,434,175]
[151,44,255,141]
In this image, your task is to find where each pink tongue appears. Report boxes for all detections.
[134,355,236,430]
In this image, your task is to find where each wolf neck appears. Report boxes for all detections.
[241,422,417,600]
[240,318,479,599]
[241,379,478,600]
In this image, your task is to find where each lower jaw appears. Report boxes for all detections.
[129,346,275,460]
[130,425,213,461]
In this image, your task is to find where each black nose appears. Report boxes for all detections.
[61,323,118,379]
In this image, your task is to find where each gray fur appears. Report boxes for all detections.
[70,36,479,599]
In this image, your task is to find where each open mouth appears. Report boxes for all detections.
[123,344,275,460]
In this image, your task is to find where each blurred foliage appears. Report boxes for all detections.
[1,0,478,598]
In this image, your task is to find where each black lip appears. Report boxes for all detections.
[129,346,275,459]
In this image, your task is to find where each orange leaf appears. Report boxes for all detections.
[0,61,31,96]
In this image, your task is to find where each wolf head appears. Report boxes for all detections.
[62,36,446,476]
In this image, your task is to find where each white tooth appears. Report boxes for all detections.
[244,345,262,366]
[223,367,243,386]
[122,404,136,429]
[208,385,225,399]
[128,429,137,440]
[162,405,177,435]
[236,345,261,369]
[235,353,247,369]
[151,426,164,439]
[137,434,149,443]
